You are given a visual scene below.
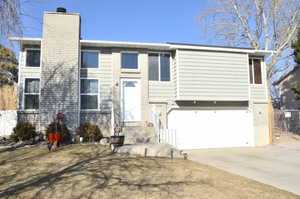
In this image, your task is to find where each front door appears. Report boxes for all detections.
[121,79,141,122]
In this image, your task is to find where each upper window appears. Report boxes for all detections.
[149,53,170,81]
[121,53,138,69]
[249,58,262,84]
[80,79,99,110]
[26,50,40,67]
[81,51,99,68]
[24,78,40,109]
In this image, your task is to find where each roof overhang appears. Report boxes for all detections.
[80,40,171,50]
[9,37,274,56]
[9,37,42,46]
[169,43,273,56]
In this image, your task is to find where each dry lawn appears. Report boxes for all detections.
[0,144,299,199]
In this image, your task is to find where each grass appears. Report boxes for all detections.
[0,144,299,199]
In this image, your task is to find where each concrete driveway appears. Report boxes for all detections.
[186,144,300,196]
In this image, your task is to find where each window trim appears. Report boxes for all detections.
[249,57,263,85]
[80,78,100,110]
[80,50,101,69]
[120,51,139,70]
[24,48,41,68]
[148,52,171,82]
[23,77,40,110]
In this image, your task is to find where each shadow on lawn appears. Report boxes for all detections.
[0,145,210,199]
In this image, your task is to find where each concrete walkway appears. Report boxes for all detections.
[185,144,300,196]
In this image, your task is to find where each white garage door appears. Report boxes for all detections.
[168,109,254,149]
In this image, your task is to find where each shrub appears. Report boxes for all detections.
[46,122,71,143]
[76,123,102,142]
[10,122,36,142]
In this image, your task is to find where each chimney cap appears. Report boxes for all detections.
[56,7,67,13]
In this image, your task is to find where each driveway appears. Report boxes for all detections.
[185,144,300,196]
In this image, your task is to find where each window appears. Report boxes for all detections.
[121,53,138,69]
[249,58,262,84]
[80,79,99,109]
[148,53,170,81]
[24,78,40,109]
[26,50,40,67]
[81,51,99,68]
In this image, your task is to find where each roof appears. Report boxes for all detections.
[80,40,170,50]
[273,67,300,85]
[9,37,273,55]
[167,42,254,50]
[9,37,41,45]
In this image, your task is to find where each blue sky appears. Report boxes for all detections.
[21,0,213,44]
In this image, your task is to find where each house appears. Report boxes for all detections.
[273,67,300,110]
[10,8,271,149]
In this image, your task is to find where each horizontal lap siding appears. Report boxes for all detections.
[149,82,175,101]
[251,86,267,102]
[177,50,249,101]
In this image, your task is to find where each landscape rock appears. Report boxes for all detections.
[99,137,110,146]
[123,126,157,145]
[115,143,183,158]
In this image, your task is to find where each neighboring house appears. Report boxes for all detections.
[273,67,300,110]
[10,9,271,149]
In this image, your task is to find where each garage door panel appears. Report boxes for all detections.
[168,109,254,149]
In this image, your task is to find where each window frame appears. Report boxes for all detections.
[121,51,139,70]
[24,48,41,68]
[80,50,100,69]
[80,78,100,110]
[148,52,171,82]
[249,57,263,85]
[23,77,40,110]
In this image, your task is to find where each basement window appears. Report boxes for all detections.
[148,53,170,81]
[80,79,99,110]
[24,78,40,109]
[26,49,40,67]
[249,58,262,84]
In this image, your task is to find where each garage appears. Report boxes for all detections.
[168,109,254,149]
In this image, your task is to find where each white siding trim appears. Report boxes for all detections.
[176,49,180,100]
[263,59,269,102]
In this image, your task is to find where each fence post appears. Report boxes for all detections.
[144,148,147,158]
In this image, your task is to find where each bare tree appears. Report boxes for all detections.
[0,0,23,41]
[199,0,300,79]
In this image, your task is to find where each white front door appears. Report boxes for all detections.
[121,79,141,122]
